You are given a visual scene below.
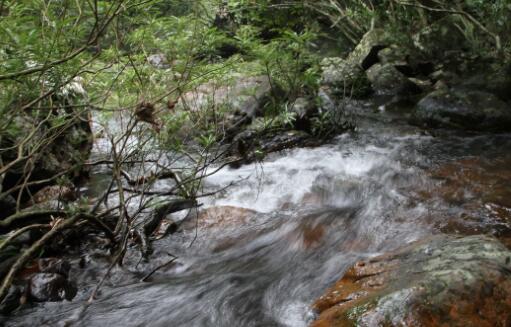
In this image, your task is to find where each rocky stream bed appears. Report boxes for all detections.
[2,97,511,326]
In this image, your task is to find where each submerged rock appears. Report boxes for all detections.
[418,156,511,246]
[180,206,257,231]
[413,88,511,131]
[312,235,511,327]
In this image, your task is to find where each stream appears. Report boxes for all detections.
[5,102,511,326]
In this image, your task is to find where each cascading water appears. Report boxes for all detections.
[5,105,511,327]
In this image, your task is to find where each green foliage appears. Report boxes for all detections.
[1,0,510,156]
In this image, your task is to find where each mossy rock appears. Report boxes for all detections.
[347,28,390,70]
[320,58,372,98]
[312,235,511,327]
[319,29,393,99]
[366,63,414,95]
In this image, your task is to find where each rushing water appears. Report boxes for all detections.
[4,103,511,326]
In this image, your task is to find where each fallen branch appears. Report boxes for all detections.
[0,210,66,234]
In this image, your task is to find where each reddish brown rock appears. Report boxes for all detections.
[312,235,511,327]
[416,156,511,246]
[285,223,327,250]
[181,206,257,230]
[430,156,511,208]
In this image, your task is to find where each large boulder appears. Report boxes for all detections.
[320,57,372,98]
[312,235,511,327]
[348,29,389,70]
[177,75,273,118]
[30,185,76,206]
[413,88,511,131]
[320,29,390,99]
[366,63,419,95]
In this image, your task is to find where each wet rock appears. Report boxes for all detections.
[38,258,72,278]
[312,235,511,327]
[180,206,257,231]
[407,77,433,92]
[377,45,408,65]
[413,88,511,131]
[429,157,511,208]
[28,273,77,302]
[230,129,315,166]
[287,223,325,250]
[418,156,511,244]
[19,258,72,281]
[0,253,18,280]
[143,199,197,236]
[153,219,178,240]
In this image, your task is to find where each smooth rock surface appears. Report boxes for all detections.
[414,88,511,131]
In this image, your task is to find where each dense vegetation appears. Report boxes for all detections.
[0,0,510,315]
